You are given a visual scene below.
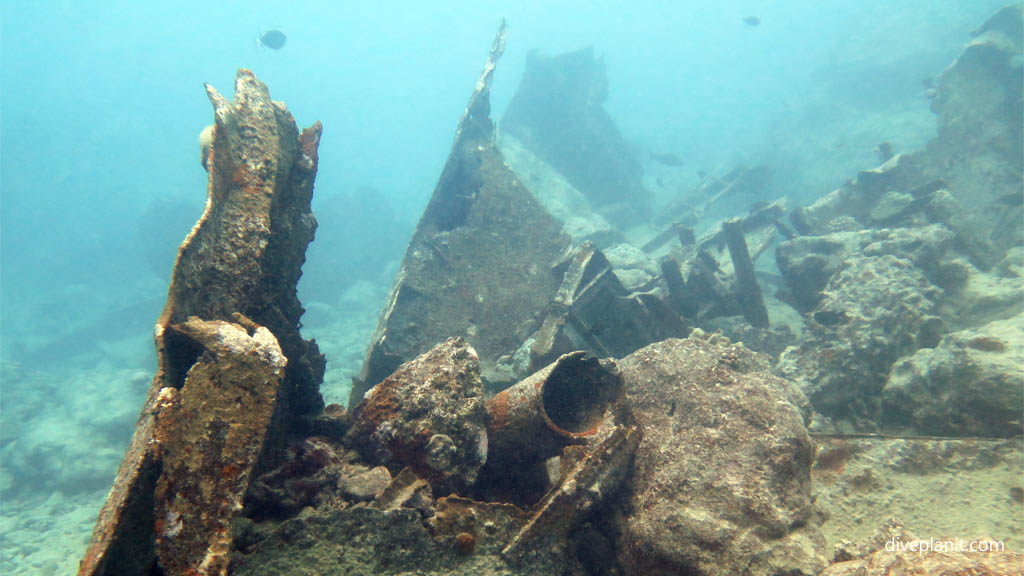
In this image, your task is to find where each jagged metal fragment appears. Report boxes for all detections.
[351,21,570,406]
[502,425,639,559]
[79,69,323,576]
[528,243,686,370]
[153,318,286,575]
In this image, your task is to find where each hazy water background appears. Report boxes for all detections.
[0,1,1009,572]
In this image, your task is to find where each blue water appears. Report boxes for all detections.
[0,1,1009,573]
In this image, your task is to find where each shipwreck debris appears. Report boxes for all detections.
[351,19,570,407]
[528,243,688,372]
[481,351,623,503]
[722,217,770,328]
[501,47,653,224]
[79,69,323,576]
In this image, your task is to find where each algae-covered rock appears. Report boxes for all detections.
[612,334,826,576]
[775,225,954,313]
[882,313,1024,438]
[778,254,945,429]
[347,337,487,494]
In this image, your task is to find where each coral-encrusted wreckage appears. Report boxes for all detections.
[82,8,1022,576]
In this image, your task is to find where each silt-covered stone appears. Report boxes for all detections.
[611,333,826,576]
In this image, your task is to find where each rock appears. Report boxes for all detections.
[352,22,570,405]
[80,69,324,576]
[347,337,487,495]
[775,225,954,313]
[927,5,1023,231]
[340,466,392,502]
[702,316,798,361]
[778,254,945,429]
[611,334,826,576]
[245,437,349,519]
[882,313,1024,437]
[501,47,652,223]
[787,154,924,236]
[868,190,914,223]
[942,257,1024,328]
[604,243,661,292]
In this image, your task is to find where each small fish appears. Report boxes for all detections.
[259,29,287,50]
[650,152,685,167]
[742,16,761,26]
[697,170,708,179]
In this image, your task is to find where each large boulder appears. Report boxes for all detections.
[611,333,826,576]
[777,252,946,430]
[882,313,1024,438]
[775,225,954,313]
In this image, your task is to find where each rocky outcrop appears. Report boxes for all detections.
[777,251,946,429]
[882,313,1024,438]
[79,70,323,576]
[611,333,826,576]
[926,4,1023,250]
[775,225,954,313]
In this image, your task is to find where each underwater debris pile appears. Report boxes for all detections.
[775,4,1023,438]
[80,6,1023,576]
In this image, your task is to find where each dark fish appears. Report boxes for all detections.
[259,29,287,50]
[742,16,761,26]
[697,170,708,179]
[650,152,685,167]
